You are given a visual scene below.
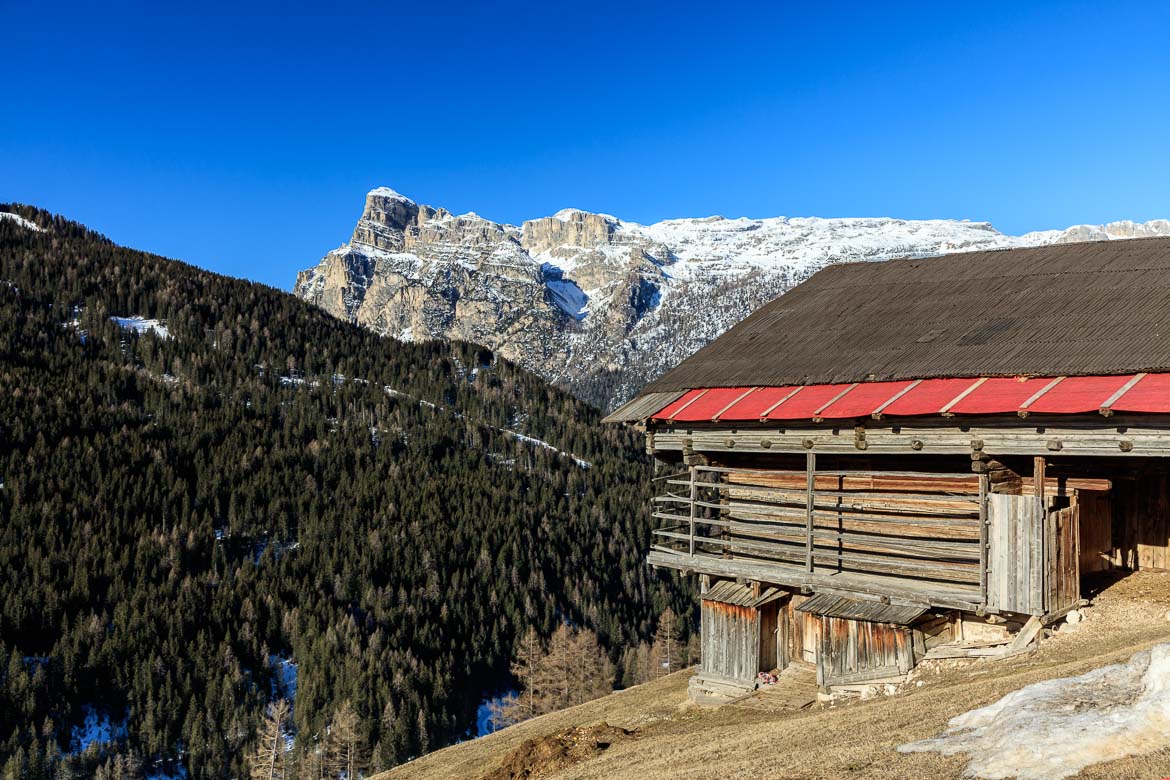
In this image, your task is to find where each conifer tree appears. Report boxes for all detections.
[325,701,366,780]
[249,699,291,780]
[651,608,681,677]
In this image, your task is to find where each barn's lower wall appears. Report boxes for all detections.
[689,579,1039,702]
[1114,473,1170,570]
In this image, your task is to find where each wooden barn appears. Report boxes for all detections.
[605,238,1170,701]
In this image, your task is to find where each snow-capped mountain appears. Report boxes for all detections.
[294,188,1170,410]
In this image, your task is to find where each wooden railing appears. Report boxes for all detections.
[652,463,989,599]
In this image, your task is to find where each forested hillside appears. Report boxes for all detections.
[0,207,693,778]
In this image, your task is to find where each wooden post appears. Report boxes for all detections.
[689,465,697,557]
[1035,456,1048,613]
[805,452,816,572]
[1034,456,1046,505]
[979,473,989,606]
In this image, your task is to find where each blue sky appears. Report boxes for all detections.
[3,1,1169,288]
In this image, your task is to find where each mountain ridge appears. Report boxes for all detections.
[295,189,1170,410]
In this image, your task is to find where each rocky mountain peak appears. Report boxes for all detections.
[521,209,619,254]
[295,188,1170,410]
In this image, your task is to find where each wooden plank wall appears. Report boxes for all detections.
[1077,489,1114,573]
[1113,473,1170,571]
[788,597,819,665]
[817,617,913,686]
[700,599,760,682]
[721,470,983,590]
[987,494,1045,615]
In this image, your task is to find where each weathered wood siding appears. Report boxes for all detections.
[987,494,1045,614]
[1114,473,1170,571]
[1047,505,1080,614]
[1077,489,1113,573]
[722,469,983,589]
[700,599,760,682]
[789,597,819,665]
[816,617,914,686]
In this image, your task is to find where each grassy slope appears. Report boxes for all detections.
[377,571,1170,780]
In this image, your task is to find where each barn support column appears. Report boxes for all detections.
[805,452,815,572]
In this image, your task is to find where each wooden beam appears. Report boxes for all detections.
[811,384,859,421]
[667,389,708,423]
[689,465,698,556]
[758,386,805,420]
[651,417,1170,457]
[939,378,988,416]
[1034,456,1046,505]
[806,452,816,573]
[711,387,758,421]
[1099,373,1146,417]
[871,379,923,419]
[978,473,989,607]
[646,549,984,612]
[1018,377,1066,417]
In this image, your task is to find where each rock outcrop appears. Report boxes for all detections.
[295,189,1170,410]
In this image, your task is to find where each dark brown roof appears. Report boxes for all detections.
[641,237,1170,394]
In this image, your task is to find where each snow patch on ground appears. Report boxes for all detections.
[145,763,188,780]
[899,643,1170,779]
[476,689,518,737]
[70,706,128,753]
[111,316,171,340]
[503,430,591,469]
[0,211,43,232]
[269,655,298,704]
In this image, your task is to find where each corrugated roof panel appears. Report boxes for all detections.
[652,389,706,420]
[796,593,926,625]
[718,385,802,420]
[634,373,1170,424]
[881,377,980,416]
[764,384,852,420]
[1112,373,1170,413]
[947,376,1049,415]
[670,387,750,421]
[1028,374,1133,414]
[819,380,915,419]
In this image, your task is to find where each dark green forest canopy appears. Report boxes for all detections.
[0,207,693,778]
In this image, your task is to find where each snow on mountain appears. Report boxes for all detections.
[0,211,43,232]
[294,189,1170,410]
[111,315,172,340]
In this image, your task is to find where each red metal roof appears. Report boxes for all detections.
[648,373,1170,422]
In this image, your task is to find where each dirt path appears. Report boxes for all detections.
[379,571,1170,780]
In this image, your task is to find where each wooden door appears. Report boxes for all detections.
[987,494,1045,615]
[788,607,819,665]
[759,601,786,672]
[1076,490,1113,573]
[1047,504,1080,614]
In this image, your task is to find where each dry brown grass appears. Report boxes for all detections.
[376,570,1170,780]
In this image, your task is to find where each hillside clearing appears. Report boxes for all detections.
[378,570,1170,780]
